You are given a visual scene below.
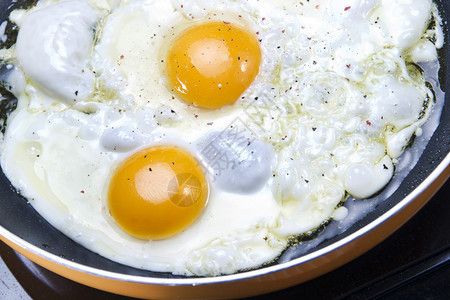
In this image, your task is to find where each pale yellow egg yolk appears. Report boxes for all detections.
[166,21,261,109]
[108,146,208,240]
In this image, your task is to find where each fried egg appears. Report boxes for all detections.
[0,0,443,276]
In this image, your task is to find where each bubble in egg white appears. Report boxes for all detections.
[200,132,274,194]
[387,125,418,159]
[344,156,394,199]
[101,127,144,152]
[13,0,100,103]
[410,40,439,63]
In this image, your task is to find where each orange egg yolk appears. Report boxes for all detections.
[108,146,208,240]
[166,21,261,109]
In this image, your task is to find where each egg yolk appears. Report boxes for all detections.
[166,21,261,109]
[108,146,208,240]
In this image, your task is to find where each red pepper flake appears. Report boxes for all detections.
[80,190,85,194]
[346,64,351,68]
[366,120,372,126]
[315,5,320,9]
[223,21,230,24]
[299,2,304,5]
[180,4,183,8]
[282,29,285,33]
[307,37,312,40]
[238,15,242,18]
[120,55,124,59]
[194,114,199,118]
[344,6,351,11]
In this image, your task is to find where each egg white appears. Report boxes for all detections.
[0,0,442,276]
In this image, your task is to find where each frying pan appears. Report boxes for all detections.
[0,1,449,299]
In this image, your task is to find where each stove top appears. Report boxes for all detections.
[1,181,449,299]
